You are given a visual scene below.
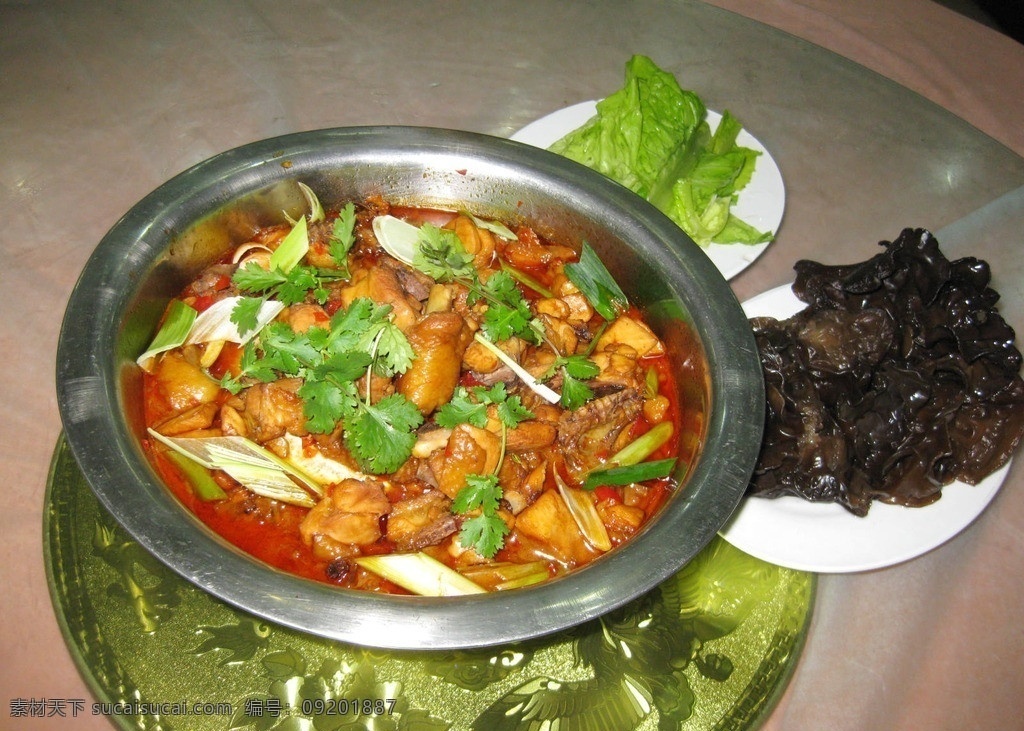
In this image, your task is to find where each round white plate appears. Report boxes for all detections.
[511,100,785,280]
[717,283,1010,573]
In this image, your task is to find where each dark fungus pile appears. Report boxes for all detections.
[749,228,1024,516]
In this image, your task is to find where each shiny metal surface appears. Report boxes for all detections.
[55,126,764,650]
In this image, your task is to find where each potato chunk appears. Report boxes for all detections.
[513,489,596,565]
[154,350,221,411]
[595,316,665,357]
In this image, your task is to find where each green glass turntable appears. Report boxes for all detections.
[45,437,814,731]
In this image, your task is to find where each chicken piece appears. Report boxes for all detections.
[561,293,595,327]
[154,402,219,436]
[280,303,330,333]
[446,214,496,269]
[396,312,473,415]
[412,426,452,458]
[219,403,248,437]
[501,420,558,452]
[534,298,570,319]
[241,378,309,443]
[302,219,337,268]
[388,260,434,302]
[338,264,420,332]
[462,337,527,376]
[595,316,665,358]
[299,478,391,551]
[182,263,235,300]
[513,489,598,566]
[589,346,645,391]
[502,227,576,270]
[424,283,455,314]
[429,424,502,499]
[537,313,578,356]
[502,459,547,514]
[494,404,560,452]
[386,490,458,551]
[558,387,644,478]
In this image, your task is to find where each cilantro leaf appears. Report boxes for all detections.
[474,382,534,427]
[435,387,488,429]
[367,320,416,377]
[458,513,510,559]
[496,395,534,428]
[559,372,595,410]
[435,383,534,431]
[452,473,503,513]
[470,270,542,344]
[260,322,321,374]
[475,269,519,305]
[232,260,346,310]
[311,351,374,383]
[325,298,377,353]
[229,296,269,338]
[298,378,359,433]
[560,354,601,380]
[275,265,322,305]
[452,473,510,558]
[539,354,599,410]
[481,297,537,343]
[328,202,357,274]
[233,262,287,294]
[412,225,475,281]
[473,382,510,404]
[343,394,423,474]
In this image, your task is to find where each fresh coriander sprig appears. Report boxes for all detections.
[436,382,534,431]
[230,262,347,336]
[411,224,543,345]
[542,354,602,410]
[220,297,420,474]
[327,202,357,277]
[230,201,354,336]
[452,474,509,559]
[441,382,534,558]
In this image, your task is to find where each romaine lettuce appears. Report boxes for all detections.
[549,55,772,247]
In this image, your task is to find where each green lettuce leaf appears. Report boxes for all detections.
[549,55,771,247]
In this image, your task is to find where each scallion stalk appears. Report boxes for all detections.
[563,242,628,321]
[554,471,612,551]
[136,300,197,369]
[164,449,227,501]
[583,458,679,491]
[269,215,309,273]
[499,260,554,297]
[355,553,486,596]
[472,333,561,404]
[608,421,674,467]
[147,429,322,507]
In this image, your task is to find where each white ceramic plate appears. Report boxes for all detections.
[717,283,1010,573]
[511,100,785,280]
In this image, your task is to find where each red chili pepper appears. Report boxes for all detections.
[593,485,620,504]
[643,482,670,517]
[192,294,217,312]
